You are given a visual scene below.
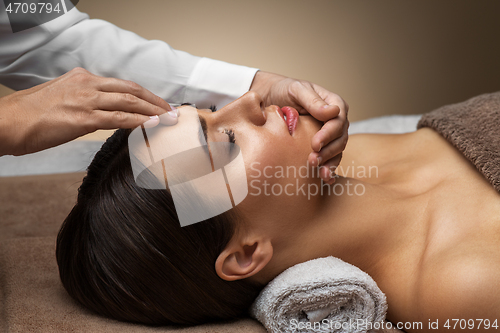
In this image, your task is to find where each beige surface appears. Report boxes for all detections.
[75,129,116,141]
[0,173,405,333]
[0,172,267,333]
[2,0,500,123]
[0,85,13,97]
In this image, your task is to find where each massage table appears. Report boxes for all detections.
[0,114,420,332]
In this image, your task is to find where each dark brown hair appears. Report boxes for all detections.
[56,128,264,326]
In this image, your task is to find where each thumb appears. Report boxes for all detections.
[292,83,340,121]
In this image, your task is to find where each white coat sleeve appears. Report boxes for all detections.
[0,4,258,108]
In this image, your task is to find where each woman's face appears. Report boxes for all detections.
[197,91,324,234]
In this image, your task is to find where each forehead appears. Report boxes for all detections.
[127,106,248,227]
[128,105,208,184]
[146,106,205,161]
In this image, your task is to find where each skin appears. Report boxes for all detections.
[0,68,173,156]
[196,92,500,332]
[249,71,350,182]
[0,69,348,184]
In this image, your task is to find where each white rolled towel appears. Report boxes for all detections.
[249,256,388,333]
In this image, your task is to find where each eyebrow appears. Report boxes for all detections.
[197,113,216,172]
[197,114,208,146]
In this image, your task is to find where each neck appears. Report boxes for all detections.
[256,176,415,284]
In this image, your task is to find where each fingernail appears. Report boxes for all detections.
[170,106,179,116]
[322,105,332,109]
[143,115,159,128]
[318,142,323,151]
[159,111,178,125]
[317,156,322,166]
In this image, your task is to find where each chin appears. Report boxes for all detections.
[295,115,322,141]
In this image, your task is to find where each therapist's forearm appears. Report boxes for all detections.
[0,68,174,156]
[0,95,24,156]
[0,5,257,109]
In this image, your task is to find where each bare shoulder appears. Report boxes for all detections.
[414,254,500,329]
[345,128,437,162]
[342,132,414,170]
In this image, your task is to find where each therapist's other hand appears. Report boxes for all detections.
[0,68,176,156]
[250,71,349,184]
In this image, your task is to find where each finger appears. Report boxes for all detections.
[89,110,158,130]
[308,106,349,167]
[308,122,348,165]
[143,115,161,128]
[96,91,177,118]
[158,111,179,125]
[320,153,343,182]
[311,117,346,153]
[318,131,348,163]
[97,77,172,114]
[315,85,349,117]
[291,83,341,120]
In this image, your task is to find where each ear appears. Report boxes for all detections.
[215,235,273,281]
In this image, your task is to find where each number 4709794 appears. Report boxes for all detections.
[6,2,61,14]
[443,319,499,330]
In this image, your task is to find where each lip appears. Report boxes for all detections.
[274,105,298,136]
[274,106,288,134]
[280,106,299,135]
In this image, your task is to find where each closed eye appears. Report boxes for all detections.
[207,105,234,143]
[224,129,235,144]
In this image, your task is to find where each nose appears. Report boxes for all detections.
[223,91,266,126]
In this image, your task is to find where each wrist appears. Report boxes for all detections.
[0,118,19,156]
[0,95,26,156]
[249,71,286,104]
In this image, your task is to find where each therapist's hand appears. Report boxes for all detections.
[250,71,349,184]
[0,67,177,156]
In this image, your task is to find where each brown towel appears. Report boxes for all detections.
[417,92,500,193]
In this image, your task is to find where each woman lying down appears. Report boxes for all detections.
[56,91,500,332]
